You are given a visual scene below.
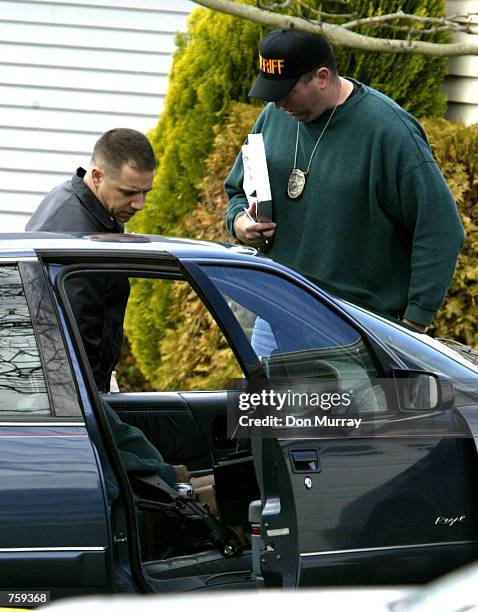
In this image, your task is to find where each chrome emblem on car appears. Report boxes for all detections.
[435,516,466,526]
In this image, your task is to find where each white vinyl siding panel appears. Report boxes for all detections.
[0,171,72,197]
[0,23,176,52]
[0,86,163,116]
[444,2,478,124]
[0,0,194,230]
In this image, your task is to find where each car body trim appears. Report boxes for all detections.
[300,540,477,557]
[0,422,85,427]
[0,547,106,552]
[0,257,37,263]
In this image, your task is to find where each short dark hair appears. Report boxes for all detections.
[299,57,338,85]
[92,128,157,173]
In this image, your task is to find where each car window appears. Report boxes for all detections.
[0,266,51,417]
[123,276,242,391]
[202,265,389,415]
[61,271,242,392]
[339,300,478,403]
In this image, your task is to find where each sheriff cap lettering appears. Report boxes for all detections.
[249,29,335,102]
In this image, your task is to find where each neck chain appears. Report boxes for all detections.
[287,79,343,200]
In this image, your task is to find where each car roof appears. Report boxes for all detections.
[0,232,258,261]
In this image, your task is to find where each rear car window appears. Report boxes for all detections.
[0,266,51,417]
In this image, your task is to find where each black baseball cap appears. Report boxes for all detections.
[249,29,335,102]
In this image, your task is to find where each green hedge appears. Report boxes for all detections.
[422,118,478,346]
[123,104,258,389]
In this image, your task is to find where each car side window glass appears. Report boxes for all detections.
[340,302,478,400]
[0,266,51,416]
[202,265,388,415]
[62,271,242,392]
[122,277,243,391]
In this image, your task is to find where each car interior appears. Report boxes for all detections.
[103,388,259,589]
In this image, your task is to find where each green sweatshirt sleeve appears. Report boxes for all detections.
[102,399,177,486]
[398,161,464,326]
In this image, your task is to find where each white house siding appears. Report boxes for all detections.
[0,0,195,231]
[444,0,478,124]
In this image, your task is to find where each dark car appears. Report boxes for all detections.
[1,232,478,601]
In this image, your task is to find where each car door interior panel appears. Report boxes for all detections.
[104,392,213,471]
[104,390,243,470]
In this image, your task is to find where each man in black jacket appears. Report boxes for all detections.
[26,128,157,392]
[25,130,237,511]
[25,130,197,491]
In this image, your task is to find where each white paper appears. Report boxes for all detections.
[241,133,272,206]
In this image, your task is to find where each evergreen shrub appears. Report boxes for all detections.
[422,118,478,346]
[123,103,259,389]
[128,4,264,237]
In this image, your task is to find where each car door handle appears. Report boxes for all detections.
[289,449,321,473]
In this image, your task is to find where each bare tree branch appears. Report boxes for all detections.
[192,0,478,56]
[365,24,470,36]
[257,0,291,8]
[295,0,355,20]
[343,11,478,35]
[260,0,352,6]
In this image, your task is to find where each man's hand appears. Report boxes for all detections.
[173,464,191,483]
[234,201,276,248]
[403,319,427,333]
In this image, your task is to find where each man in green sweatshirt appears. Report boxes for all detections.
[225,29,464,332]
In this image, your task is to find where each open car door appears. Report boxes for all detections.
[183,260,478,587]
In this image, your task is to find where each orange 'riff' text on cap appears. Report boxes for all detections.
[259,55,285,75]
